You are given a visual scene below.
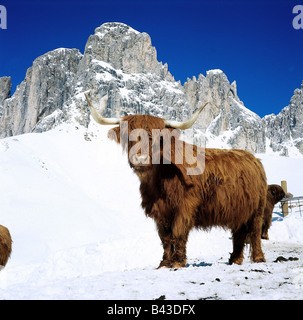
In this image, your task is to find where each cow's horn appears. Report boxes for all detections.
[164,102,209,130]
[84,92,121,125]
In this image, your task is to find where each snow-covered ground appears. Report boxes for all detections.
[0,123,303,300]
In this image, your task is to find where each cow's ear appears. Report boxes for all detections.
[108,123,130,153]
[108,126,120,143]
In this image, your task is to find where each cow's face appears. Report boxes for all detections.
[108,115,179,178]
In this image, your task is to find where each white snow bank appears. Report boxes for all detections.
[0,125,302,299]
[258,153,303,197]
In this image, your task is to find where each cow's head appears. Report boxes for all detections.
[268,184,286,203]
[84,92,208,180]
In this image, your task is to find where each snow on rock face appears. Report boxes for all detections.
[0,49,82,138]
[0,22,302,156]
[206,69,223,75]
[84,22,170,78]
[94,22,140,38]
[263,82,303,156]
[183,71,265,153]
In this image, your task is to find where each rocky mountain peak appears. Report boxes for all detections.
[263,83,303,156]
[0,22,302,156]
[94,22,140,38]
[84,22,171,79]
[0,48,82,137]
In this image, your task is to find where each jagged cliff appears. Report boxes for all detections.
[263,83,303,156]
[0,22,302,156]
[0,48,82,137]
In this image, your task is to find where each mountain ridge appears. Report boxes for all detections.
[0,22,302,156]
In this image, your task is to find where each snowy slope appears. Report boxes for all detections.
[0,124,303,300]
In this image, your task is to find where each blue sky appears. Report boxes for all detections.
[0,0,302,117]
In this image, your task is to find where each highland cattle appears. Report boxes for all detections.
[85,92,267,267]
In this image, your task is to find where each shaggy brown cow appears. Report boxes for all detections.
[261,184,286,240]
[85,93,267,268]
[0,225,12,268]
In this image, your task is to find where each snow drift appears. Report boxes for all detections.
[0,123,303,299]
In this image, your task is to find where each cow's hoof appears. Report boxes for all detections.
[156,260,172,269]
[156,265,169,270]
[170,263,184,269]
[170,261,186,268]
[156,260,186,269]
[253,256,266,263]
[229,256,243,265]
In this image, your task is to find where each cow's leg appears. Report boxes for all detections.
[156,225,174,268]
[261,209,271,240]
[261,224,269,240]
[229,224,248,265]
[249,212,266,263]
[170,232,189,268]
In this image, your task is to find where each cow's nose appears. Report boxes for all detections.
[131,154,150,165]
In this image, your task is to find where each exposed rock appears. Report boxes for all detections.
[0,76,11,117]
[263,82,303,156]
[84,22,173,80]
[183,70,265,153]
[0,22,302,157]
[0,48,82,137]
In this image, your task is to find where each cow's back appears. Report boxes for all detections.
[195,149,267,230]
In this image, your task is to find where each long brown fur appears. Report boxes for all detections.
[261,184,285,240]
[108,114,267,268]
[0,225,12,268]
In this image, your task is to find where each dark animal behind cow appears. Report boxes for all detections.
[262,184,286,240]
[85,92,268,268]
[0,225,12,268]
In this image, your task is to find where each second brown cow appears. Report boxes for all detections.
[262,184,286,240]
